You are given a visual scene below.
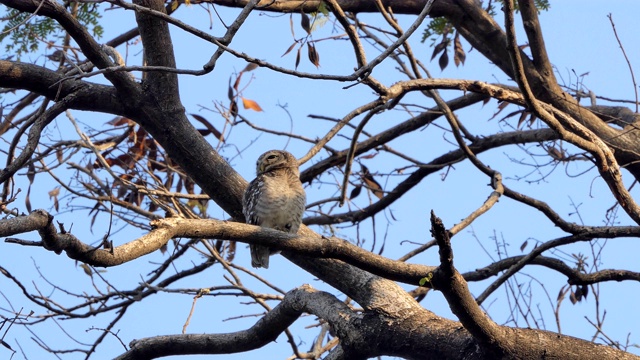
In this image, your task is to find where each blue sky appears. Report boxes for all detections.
[1,1,640,359]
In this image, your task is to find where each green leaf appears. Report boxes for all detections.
[419,273,433,287]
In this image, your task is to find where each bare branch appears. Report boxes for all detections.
[430,212,507,356]
[116,285,353,359]
[503,0,640,225]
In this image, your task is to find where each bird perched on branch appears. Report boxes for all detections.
[242,150,306,268]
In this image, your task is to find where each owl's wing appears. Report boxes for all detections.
[242,178,263,226]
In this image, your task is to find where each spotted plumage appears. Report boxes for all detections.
[242,150,306,268]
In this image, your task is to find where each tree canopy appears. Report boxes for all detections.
[0,0,639,359]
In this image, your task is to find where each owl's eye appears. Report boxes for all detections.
[266,154,278,160]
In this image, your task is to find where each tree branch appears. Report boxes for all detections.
[116,285,354,360]
[1,0,138,93]
[430,212,507,356]
[464,255,640,286]
[503,0,640,225]
[304,127,558,226]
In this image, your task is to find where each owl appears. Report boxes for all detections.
[242,150,306,268]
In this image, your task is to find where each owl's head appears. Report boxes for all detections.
[255,150,300,175]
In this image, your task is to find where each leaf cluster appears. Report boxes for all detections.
[0,4,103,58]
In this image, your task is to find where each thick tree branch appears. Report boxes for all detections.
[1,0,139,93]
[517,0,557,85]
[117,285,340,359]
[0,61,123,113]
[430,212,507,356]
[8,211,638,289]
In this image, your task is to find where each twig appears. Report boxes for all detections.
[607,13,638,113]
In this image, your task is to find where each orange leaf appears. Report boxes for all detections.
[241,98,263,112]
[107,116,134,126]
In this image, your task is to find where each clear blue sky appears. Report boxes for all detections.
[1,1,639,359]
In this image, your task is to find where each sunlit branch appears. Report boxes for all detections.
[300,99,385,165]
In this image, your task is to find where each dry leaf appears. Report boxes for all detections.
[176,178,183,193]
[528,113,537,127]
[431,38,448,61]
[438,51,449,71]
[27,162,35,184]
[350,185,362,200]
[547,146,565,161]
[359,152,378,160]
[243,62,259,72]
[185,177,195,194]
[25,187,31,213]
[569,290,577,305]
[288,13,295,38]
[233,73,243,92]
[226,241,236,262]
[489,101,510,120]
[557,285,566,301]
[107,116,134,126]
[1,339,13,351]
[191,114,225,142]
[227,79,235,101]
[361,164,384,199]
[517,111,528,129]
[80,263,92,276]
[229,99,238,120]
[520,239,528,252]
[49,187,60,212]
[453,32,465,67]
[282,42,297,57]
[295,46,302,69]
[242,97,264,112]
[307,43,320,68]
[301,12,311,34]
